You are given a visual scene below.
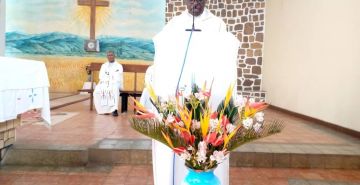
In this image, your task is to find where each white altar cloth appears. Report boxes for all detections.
[0,56,51,124]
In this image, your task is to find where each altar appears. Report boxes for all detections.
[0,56,51,157]
[0,56,51,123]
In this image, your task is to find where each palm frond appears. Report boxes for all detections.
[216,98,239,124]
[226,119,284,151]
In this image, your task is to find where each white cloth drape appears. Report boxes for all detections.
[0,57,51,124]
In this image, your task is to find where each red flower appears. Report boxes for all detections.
[205,132,217,143]
[250,102,268,111]
[173,147,186,154]
[221,115,230,128]
[202,91,211,97]
[210,112,218,119]
[175,116,181,123]
[212,136,224,147]
[181,131,195,145]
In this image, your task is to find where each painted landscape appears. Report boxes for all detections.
[14,55,149,93]
[5,0,164,92]
[6,32,154,60]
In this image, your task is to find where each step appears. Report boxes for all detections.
[1,144,88,166]
[50,94,90,110]
[88,139,152,165]
[231,143,360,169]
[2,139,359,169]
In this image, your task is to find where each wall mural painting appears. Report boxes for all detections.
[6,0,165,92]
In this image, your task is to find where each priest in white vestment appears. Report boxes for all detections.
[147,0,240,184]
[140,65,154,109]
[94,51,124,116]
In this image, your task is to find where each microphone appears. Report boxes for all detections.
[185,3,201,32]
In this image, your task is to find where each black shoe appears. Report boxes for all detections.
[112,110,118,117]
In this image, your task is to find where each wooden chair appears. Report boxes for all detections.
[78,63,102,111]
[79,62,149,112]
[120,64,149,112]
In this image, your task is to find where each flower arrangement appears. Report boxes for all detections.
[130,83,283,171]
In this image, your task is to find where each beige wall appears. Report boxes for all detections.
[263,0,360,131]
[0,0,5,56]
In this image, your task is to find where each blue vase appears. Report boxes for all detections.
[182,168,220,185]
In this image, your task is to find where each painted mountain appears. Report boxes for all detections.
[5,32,155,61]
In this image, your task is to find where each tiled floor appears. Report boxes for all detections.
[16,99,358,148]
[256,110,358,145]
[18,100,147,147]
[3,98,359,185]
[0,165,359,185]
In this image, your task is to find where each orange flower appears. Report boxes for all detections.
[250,102,269,111]
[178,107,192,131]
[200,110,211,138]
[161,131,174,149]
[130,97,147,113]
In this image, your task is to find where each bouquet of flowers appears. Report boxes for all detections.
[130,83,283,171]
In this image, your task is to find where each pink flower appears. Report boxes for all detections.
[180,150,191,161]
[253,122,262,133]
[198,141,207,151]
[255,112,264,122]
[191,120,200,131]
[166,113,175,123]
[195,92,205,101]
[210,118,218,131]
[210,150,226,163]
[242,118,253,129]
[196,141,207,163]
[226,124,236,134]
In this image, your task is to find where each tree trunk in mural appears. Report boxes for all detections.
[77,0,109,40]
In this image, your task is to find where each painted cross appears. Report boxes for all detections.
[78,0,110,40]
[28,88,38,103]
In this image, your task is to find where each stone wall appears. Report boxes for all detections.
[165,0,266,99]
[0,117,20,160]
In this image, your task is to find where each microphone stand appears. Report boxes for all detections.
[185,4,202,32]
[175,4,202,95]
[173,5,204,184]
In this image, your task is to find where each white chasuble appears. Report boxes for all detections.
[139,65,155,110]
[163,9,227,33]
[94,61,123,114]
[151,29,240,185]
